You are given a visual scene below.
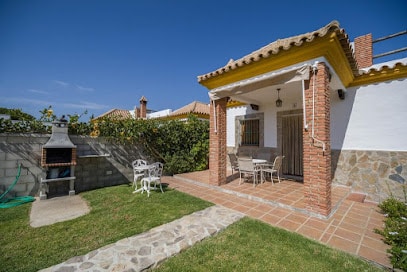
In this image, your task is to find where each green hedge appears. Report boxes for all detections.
[0,114,209,175]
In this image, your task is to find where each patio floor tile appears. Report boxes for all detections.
[165,171,392,269]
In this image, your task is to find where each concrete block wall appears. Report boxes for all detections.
[0,133,152,198]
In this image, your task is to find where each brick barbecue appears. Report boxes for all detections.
[40,121,76,199]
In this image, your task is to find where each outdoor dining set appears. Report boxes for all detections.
[228,153,284,187]
[132,159,164,197]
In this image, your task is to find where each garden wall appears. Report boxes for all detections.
[0,133,151,198]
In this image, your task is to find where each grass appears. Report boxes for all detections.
[0,184,213,272]
[0,184,386,272]
[155,217,385,272]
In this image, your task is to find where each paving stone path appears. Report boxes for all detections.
[39,205,244,272]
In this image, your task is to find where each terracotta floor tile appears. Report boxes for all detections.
[277,218,302,232]
[358,246,391,268]
[336,221,365,234]
[297,225,324,241]
[260,213,282,225]
[166,172,391,269]
[269,208,291,218]
[286,213,309,225]
[361,236,389,252]
[327,235,359,254]
[304,218,330,232]
[333,227,362,243]
[246,208,267,219]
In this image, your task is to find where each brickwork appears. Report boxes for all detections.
[354,34,373,68]
[209,98,227,185]
[303,62,332,216]
[139,96,147,119]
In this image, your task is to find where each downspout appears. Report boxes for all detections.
[311,61,326,152]
[212,99,217,133]
[301,78,308,131]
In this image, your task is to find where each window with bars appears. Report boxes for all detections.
[240,119,259,146]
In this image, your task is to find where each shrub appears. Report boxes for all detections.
[375,197,407,271]
[0,107,209,175]
[96,115,209,175]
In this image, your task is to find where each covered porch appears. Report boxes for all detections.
[198,21,360,217]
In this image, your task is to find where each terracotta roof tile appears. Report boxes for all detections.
[94,109,132,120]
[198,20,358,82]
[170,101,210,117]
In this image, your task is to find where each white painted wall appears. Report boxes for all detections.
[333,78,407,151]
[227,104,278,148]
[228,76,407,152]
[226,106,248,147]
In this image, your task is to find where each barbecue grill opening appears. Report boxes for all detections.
[45,148,72,164]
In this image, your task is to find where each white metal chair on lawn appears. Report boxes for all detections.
[261,156,284,184]
[238,157,261,187]
[132,159,147,190]
[228,153,239,174]
[141,162,164,197]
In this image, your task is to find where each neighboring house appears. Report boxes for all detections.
[198,20,407,217]
[93,96,164,120]
[160,101,210,121]
[94,97,209,121]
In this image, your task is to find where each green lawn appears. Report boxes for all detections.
[0,184,213,272]
[0,184,386,272]
[155,217,386,272]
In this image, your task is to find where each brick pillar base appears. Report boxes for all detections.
[303,62,332,217]
[209,97,227,185]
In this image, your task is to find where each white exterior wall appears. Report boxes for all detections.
[331,78,407,151]
[226,104,279,148]
[226,106,249,147]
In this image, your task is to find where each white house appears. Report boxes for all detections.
[197,20,407,217]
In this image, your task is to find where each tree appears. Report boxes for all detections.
[0,108,36,121]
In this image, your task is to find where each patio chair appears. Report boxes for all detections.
[261,156,284,184]
[141,162,164,197]
[228,153,239,174]
[238,157,261,187]
[132,159,148,190]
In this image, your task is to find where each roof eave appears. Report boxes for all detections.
[198,26,357,90]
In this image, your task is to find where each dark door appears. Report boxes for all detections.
[281,114,303,176]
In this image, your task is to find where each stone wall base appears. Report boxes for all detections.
[332,149,407,203]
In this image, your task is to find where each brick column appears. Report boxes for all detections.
[303,62,332,217]
[354,34,373,68]
[209,97,227,185]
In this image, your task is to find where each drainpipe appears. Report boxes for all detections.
[212,99,217,133]
[302,78,308,131]
[311,61,326,152]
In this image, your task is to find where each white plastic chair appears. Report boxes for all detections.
[238,157,261,187]
[132,159,147,190]
[261,156,284,184]
[141,162,164,197]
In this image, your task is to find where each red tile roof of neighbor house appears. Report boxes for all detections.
[197,20,359,82]
[169,101,210,117]
[94,108,132,120]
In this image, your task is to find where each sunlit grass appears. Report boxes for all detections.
[155,217,385,272]
[0,184,213,272]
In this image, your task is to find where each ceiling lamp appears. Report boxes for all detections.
[275,88,282,107]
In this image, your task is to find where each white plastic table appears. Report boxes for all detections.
[252,159,267,183]
[252,159,267,165]
[132,164,153,194]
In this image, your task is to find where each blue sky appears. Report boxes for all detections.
[0,0,406,120]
